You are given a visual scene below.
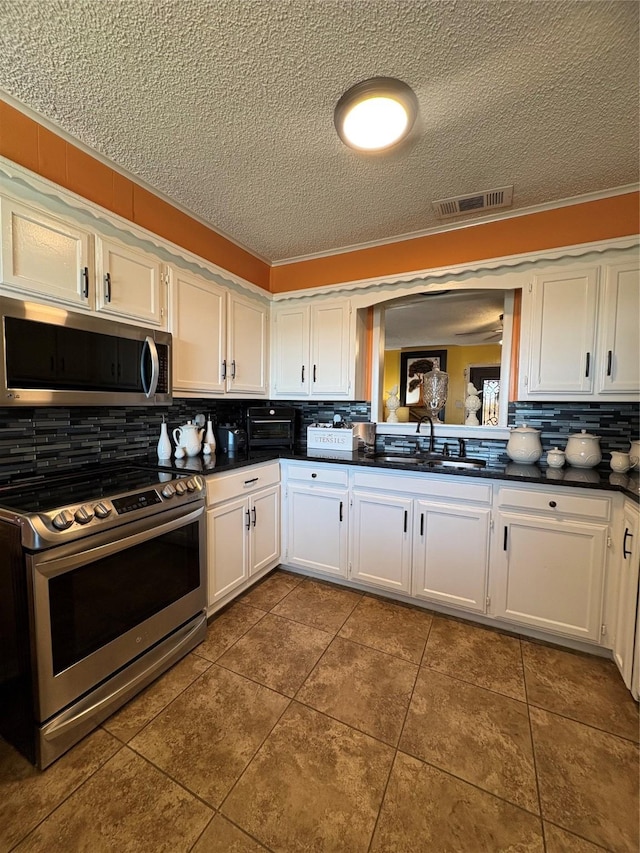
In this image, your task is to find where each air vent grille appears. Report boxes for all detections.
[433,186,513,219]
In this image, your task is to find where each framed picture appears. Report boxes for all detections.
[399,349,448,406]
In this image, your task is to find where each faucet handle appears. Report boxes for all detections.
[458,437,467,457]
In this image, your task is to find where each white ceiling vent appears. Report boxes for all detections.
[432,186,514,219]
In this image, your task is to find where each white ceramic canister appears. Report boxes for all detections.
[565,429,601,469]
[545,447,565,468]
[630,440,640,470]
[506,424,543,464]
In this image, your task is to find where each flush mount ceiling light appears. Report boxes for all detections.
[334,77,418,152]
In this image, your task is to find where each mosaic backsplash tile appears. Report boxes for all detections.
[0,399,637,481]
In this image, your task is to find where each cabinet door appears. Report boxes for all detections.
[613,502,640,689]
[287,484,348,577]
[272,304,310,396]
[310,302,351,397]
[227,292,268,395]
[0,197,91,308]
[171,268,225,394]
[525,266,599,394]
[493,512,607,640]
[412,502,490,612]
[250,485,281,575]
[207,497,250,605]
[95,237,164,326]
[598,260,640,395]
[351,490,413,592]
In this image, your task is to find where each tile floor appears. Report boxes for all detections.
[1,569,638,852]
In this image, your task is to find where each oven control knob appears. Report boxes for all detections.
[94,502,112,519]
[52,509,74,530]
[74,505,95,525]
[161,484,176,498]
[175,481,188,495]
[190,475,203,491]
[185,477,198,492]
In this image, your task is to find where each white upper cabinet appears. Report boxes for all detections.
[94,236,165,327]
[271,298,364,399]
[598,260,640,394]
[0,197,92,308]
[170,267,226,394]
[226,291,268,395]
[519,257,639,401]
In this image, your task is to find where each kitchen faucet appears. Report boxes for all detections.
[416,415,436,454]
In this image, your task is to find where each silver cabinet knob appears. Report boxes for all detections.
[74,505,95,524]
[52,509,74,530]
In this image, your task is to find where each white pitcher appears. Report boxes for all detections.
[172,421,204,457]
[610,450,638,473]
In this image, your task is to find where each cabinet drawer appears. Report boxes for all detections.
[283,462,349,487]
[497,486,611,521]
[352,470,492,504]
[206,462,280,505]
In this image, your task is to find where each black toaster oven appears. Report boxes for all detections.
[247,406,296,451]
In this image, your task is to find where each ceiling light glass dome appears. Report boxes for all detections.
[334,77,418,152]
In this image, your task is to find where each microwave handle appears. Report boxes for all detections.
[141,336,160,398]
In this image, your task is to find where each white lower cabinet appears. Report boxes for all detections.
[351,491,413,592]
[613,500,640,691]
[206,463,280,609]
[284,462,348,578]
[492,486,611,641]
[412,501,490,612]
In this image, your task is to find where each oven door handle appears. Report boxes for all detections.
[31,503,204,578]
[140,335,160,398]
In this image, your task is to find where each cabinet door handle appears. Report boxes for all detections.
[104,272,111,303]
[607,350,613,377]
[231,360,236,379]
[313,364,317,383]
[503,526,508,551]
[403,510,408,533]
[420,513,424,536]
[252,506,257,527]
[81,266,89,298]
[246,509,251,531]
[301,365,305,383]
[585,351,590,377]
[339,501,343,522]
[623,527,633,559]
[244,477,259,486]
[221,359,227,380]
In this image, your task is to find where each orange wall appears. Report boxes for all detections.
[0,99,271,290]
[270,192,640,292]
[1,98,638,297]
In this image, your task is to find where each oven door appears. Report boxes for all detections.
[28,502,205,722]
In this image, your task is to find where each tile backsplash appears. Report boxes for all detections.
[0,399,637,481]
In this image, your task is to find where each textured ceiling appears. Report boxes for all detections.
[0,1,638,263]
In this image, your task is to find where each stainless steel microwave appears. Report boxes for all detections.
[0,297,172,406]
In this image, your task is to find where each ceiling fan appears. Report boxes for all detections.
[455,314,504,342]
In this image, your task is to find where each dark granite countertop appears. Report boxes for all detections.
[143,449,640,503]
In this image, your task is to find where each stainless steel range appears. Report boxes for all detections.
[0,464,207,769]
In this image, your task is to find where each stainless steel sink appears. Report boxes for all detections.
[369,454,486,469]
[371,454,423,464]
[426,458,486,470]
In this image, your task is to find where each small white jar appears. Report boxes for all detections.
[546,447,565,468]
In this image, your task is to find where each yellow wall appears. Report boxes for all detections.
[383,343,502,424]
[2,97,638,296]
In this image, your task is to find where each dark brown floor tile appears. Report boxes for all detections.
[196,602,266,662]
[129,665,288,807]
[544,822,608,852]
[217,612,332,696]
[239,569,303,610]
[103,652,211,742]
[399,667,538,812]
[221,701,394,852]
[271,577,363,633]
[422,615,526,700]
[338,595,432,663]
[297,635,418,745]
[192,814,269,852]
[14,747,211,852]
[531,706,639,852]
[370,751,544,853]
[523,641,639,741]
[0,728,121,851]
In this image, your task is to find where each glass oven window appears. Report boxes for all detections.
[48,521,200,675]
